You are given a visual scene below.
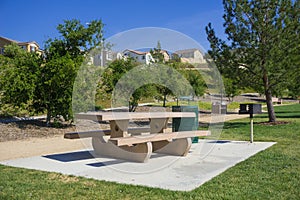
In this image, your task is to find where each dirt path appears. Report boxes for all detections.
[0,135,88,161]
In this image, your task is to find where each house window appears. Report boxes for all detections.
[30,46,36,52]
[107,51,112,60]
[142,55,145,60]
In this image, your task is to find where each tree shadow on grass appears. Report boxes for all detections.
[255,114,300,119]
[198,121,249,130]
[222,121,249,130]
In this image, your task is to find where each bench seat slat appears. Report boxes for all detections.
[109,130,211,146]
[64,130,111,139]
[64,127,151,139]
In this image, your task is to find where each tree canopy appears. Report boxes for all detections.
[0,19,105,124]
[206,0,300,122]
[40,19,105,124]
[0,44,41,115]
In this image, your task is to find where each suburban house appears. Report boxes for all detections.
[174,48,205,64]
[123,49,154,65]
[0,36,43,55]
[159,49,170,62]
[93,49,113,66]
[92,49,123,66]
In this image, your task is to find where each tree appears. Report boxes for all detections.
[184,69,206,99]
[0,44,41,115]
[35,19,104,124]
[129,84,157,112]
[150,41,165,63]
[99,58,145,111]
[206,0,300,122]
[35,54,76,124]
[223,77,241,102]
[45,19,104,60]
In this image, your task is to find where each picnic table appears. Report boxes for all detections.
[65,112,210,162]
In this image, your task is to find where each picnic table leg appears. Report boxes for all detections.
[150,118,168,134]
[153,138,192,156]
[92,119,153,162]
[92,137,152,162]
[149,118,192,156]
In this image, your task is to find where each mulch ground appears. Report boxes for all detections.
[0,120,76,142]
[0,106,161,142]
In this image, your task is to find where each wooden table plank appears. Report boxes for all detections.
[75,112,196,121]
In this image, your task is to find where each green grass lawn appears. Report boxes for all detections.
[1,104,300,199]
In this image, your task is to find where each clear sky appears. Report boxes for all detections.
[0,0,226,51]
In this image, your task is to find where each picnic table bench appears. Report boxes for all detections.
[272,97,282,104]
[65,112,210,162]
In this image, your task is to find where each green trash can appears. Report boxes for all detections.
[172,105,199,143]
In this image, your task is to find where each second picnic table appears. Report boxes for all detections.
[65,112,210,162]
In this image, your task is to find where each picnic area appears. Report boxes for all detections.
[0,103,299,199]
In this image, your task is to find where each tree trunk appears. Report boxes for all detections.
[46,109,51,126]
[129,101,137,112]
[263,73,276,122]
[263,69,277,122]
[265,90,276,122]
[163,94,167,107]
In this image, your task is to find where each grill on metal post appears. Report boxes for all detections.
[238,104,262,143]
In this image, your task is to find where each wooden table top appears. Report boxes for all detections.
[75,112,196,121]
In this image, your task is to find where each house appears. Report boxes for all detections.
[149,49,171,63]
[92,50,123,66]
[123,49,154,65]
[174,48,205,64]
[160,50,170,62]
[93,49,113,66]
[0,36,43,55]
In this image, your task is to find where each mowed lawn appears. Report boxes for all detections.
[0,104,299,199]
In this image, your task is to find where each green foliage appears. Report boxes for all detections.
[149,40,164,63]
[184,69,206,98]
[45,19,104,59]
[223,76,241,101]
[40,19,104,123]
[206,0,300,122]
[99,59,199,110]
[100,58,138,94]
[0,44,41,115]
[34,54,77,122]
[72,62,103,113]
[0,19,105,123]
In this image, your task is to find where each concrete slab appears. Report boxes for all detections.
[0,140,276,191]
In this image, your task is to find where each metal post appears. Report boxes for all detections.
[250,114,253,143]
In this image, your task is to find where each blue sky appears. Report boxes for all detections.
[0,0,226,51]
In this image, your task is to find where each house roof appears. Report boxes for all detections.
[18,41,40,48]
[0,36,19,43]
[123,49,148,55]
[174,48,200,54]
[159,49,170,56]
[180,57,190,63]
[0,36,40,48]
